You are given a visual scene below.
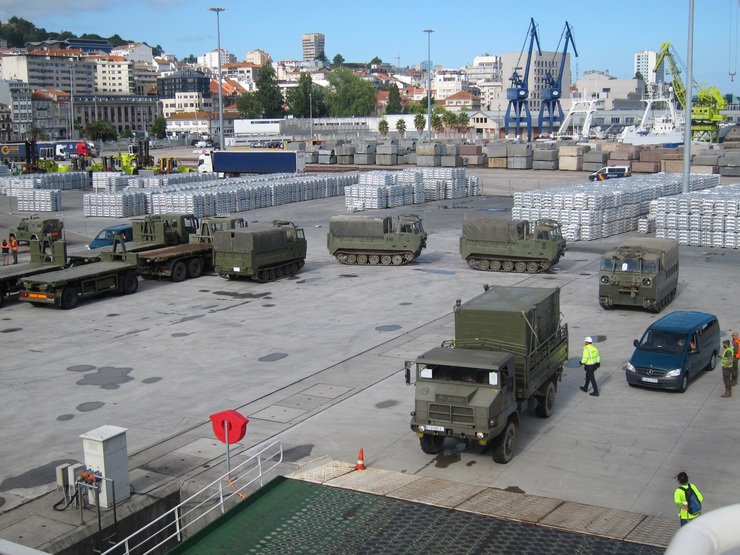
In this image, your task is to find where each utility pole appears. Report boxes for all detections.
[422,29,435,142]
[209,7,226,149]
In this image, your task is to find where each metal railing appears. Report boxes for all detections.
[102,441,283,555]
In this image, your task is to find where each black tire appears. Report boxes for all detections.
[419,434,444,454]
[491,420,517,464]
[678,372,689,393]
[171,261,187,283]
[0,287,5,308]
[187,257,203,279]
[60,285,79,310]
[707,351,717,371]
[122,271,138,295]
[535,381,556,418]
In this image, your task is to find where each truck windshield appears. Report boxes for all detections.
[419,365,497,385]
[637,330,686,354]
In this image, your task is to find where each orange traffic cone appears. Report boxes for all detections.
[355,448,366,470]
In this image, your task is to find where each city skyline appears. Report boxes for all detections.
[4,0,739,96]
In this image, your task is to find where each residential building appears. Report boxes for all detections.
[222,62,261,89]
[634,50,664,86]
[572,71,646,109]
[31,89,70,139]
[132,62,159,95]
[1,50,95,94]
[198,49,236,71]
[88,55,136,94]
[246,50,271,66]
[71,94,161,136]
[465,54,502,85]
[161,92,214,119]
[24,37,113,54]
[302,33,325,62]
[165,110,236,140]
[0,103,11,142]
[442,90,481,113]
[0,80,32,139]
[433,69,468,100]
[111,43,154,64]
[157,68,211,100]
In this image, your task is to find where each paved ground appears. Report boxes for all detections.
[0,167,739,552]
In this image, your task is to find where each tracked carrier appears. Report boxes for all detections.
[327,214,427,266]
[460,218,565,273]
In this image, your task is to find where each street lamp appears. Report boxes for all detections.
[309,92,313,142]
[422,29,435,141]
[209,7,226,150]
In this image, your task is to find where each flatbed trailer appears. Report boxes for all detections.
[0,241,67,308]
[19,247,139,309]
[137,243,214,281]
[67,241,163,264]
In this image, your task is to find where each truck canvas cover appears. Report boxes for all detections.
[604,238,678,260]
[461,219,527,242]
[329,216,391,238]
[214,228,287,254]
[455,286,560,353]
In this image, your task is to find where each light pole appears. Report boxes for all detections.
[209,7,226,150]
[309,92,313,142]
[422,29,434,141]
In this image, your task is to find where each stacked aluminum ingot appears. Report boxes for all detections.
[83,191,148,217]
[16,189,63,212]
[653,182,740,248]
[0,172,89,197]
[512,173,720,242]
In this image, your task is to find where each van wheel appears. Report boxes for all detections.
[707,351,717,371]
[492,420,517,464]
[679,373,689,393]
[60,286,79,310]
[419,434,444,454]
[535,381,556,418]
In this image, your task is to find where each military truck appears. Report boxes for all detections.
[327,214,427,266]
[405,286,568,464]
[136,216,246,282]
[19,238,139,309]
[459,218,565,273]
[0,239,67,308]
[213,220,307,282]
[599,238,679,312]
[11,216,64,244]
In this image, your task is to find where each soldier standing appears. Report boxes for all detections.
[732,331,740,387]
[9,233,18,264]
[721,339,734,398]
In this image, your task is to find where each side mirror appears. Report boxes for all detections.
[404,361,411,386]
[633,339,639,348]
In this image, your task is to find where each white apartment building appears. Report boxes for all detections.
[573,70,646,109]
[111,43,154,64]
[434,69,468,100]
[0,80,32,139]
[198,49,236,71]
[1,50,95,94]
[246,50,271,67]
[132,62,159,95]
[222,62,260,88]
[634,50,665,86]
[302,33,325,61]
[160,92,214,118]
[499,50,572,112]
[89,55,136,94]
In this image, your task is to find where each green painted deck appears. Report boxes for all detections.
[168,476,665,555]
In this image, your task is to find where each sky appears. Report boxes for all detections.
[1,0,738,96]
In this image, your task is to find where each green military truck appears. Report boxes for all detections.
[598,238,679,312]
[406,286,569,463]
[327,214,427,266]
[213,220,307,282]
[0,239,67,308]
[136,216,245,282]
[19,238,139,309]
[11,216,64,244]
[459,218,565,273]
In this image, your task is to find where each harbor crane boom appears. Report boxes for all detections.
[539,21,578,137]
[505,18,541,142]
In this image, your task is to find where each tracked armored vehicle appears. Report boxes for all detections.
[460,218,565,273]
[327,214,427,266]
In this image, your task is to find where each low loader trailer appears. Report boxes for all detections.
[0,240,67,308]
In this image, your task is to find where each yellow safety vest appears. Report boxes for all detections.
[581,344,600,365]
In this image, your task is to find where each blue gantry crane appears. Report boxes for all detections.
[505,18,541,141]
[539,21,578,137]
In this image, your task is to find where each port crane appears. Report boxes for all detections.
[505,18,541,141]
[655,41,727,143]
[538,21,578,138]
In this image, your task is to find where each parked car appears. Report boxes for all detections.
[88,223,134,250]
[626,311,720,392]
[589,166,631,181]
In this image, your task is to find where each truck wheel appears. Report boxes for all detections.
[490,260,501,271]
[369,255,380,265]
[491,420,517,464]
[535,381,556,418]
[171,261,187,283]
[527,262,539,273]
[60,285,79,310]
[187,257,203,279]
[515,261,526,273]
[420,434,444,454]
[122,271,138,295]
[502,261,514,272]
[357,254,368,265]
[0,287,5,308]
[392,254,403,266]
[381,255,392,266]
[479,260,490,270]
[346,254,357,265]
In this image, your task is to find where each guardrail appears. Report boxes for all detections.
[102,441,283,555]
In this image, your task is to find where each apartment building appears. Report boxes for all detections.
[0,80,32,139]
[161,92,214,118]
[1,49,95,94]
[634,50,665,86]
[302,33,325,61]
[89,55,136,94]
[111,43,154,64]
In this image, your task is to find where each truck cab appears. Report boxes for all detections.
[12,216,64,244]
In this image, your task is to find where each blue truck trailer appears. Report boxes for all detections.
[198,151,305,175]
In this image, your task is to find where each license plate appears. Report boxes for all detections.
[425,425,445,432]
[642,377,659,383]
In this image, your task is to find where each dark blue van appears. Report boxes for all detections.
[88,224,134,250]
[626,311,720,392]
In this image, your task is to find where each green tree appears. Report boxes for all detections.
[385,83,403,114]
[83,120,117,142]
[316,51,328,63]
[236,91,263,118]
[150,116,167,139]
[635,71,645,81]
[414,113,426,136]
[255,65,285,118]
[333,54,345,67]
[369,56,382,68]
[442,110,457,138]
[26,123,49,141]
[324,69,377,117]
[431,113,443,137]
[378,118,389,137]
[456,110,470,138]
[395,118,407,139]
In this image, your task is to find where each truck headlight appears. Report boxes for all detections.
[418,425,426,432]
[665,369,682,378]
[642,278,652,286]
[476,432,486,439]
[600,275,610,284]
[626,362,636,372]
